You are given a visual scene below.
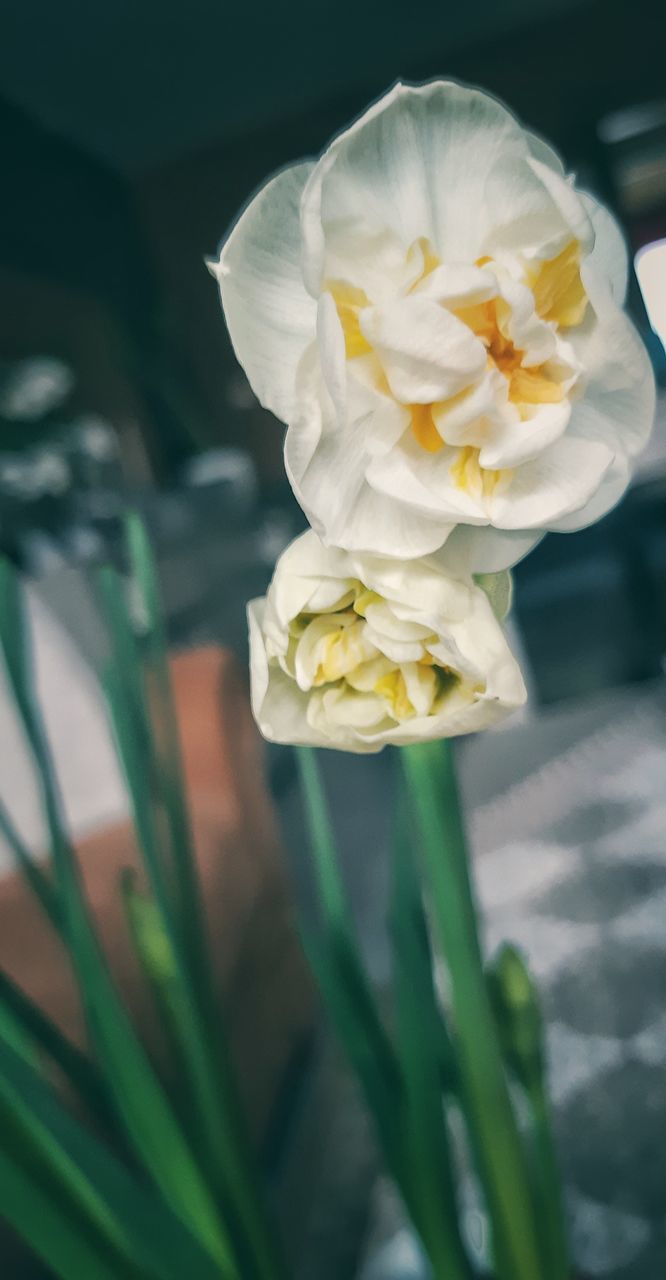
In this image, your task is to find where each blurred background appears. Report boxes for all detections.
[1,0,666,1276]
[0,0,665,692]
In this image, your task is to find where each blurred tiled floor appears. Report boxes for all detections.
[469,684,666,1278]
[280,683,666,1278]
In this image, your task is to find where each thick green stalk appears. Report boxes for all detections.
[389,804,474,1280]
[298,748,473,1279]
[401,740,543,1280]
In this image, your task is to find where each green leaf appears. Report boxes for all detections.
[0,556,236,1273]
[124,512,207,980]
[0,1035,223,1280]
[69,876,236,1272]
[0,799,61,930]
[488,945,570,1280]
[101,542,284,1280]
[0,1147,125,1280]
[0,560,78,905]
[487,944,544,1091]
[0,982,39,1069]
[96,568,173,922]
[0,970,113,1128]
[0,558,31,728]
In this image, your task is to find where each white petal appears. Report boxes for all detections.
[401,662,438,716]
[568,293,656,459]
[490,435,614,529]
[318,685,388,730]
[434,524,544,574]
[271,526,351,585]
[268,530,349,625]
[432,371,506,447]
[481,154,589,261]
[363,602,432,643]
[323,219,424,305]
[524,158,595,255]
[580,192,629,305]
[347,357,411,456]
[413,263,497,307]
[317,291,347,423]
[495,273,558,366]
[359,295,486,404]
[366,436,488,524]
[300,80,549,282]
[284,408,456,557]
[214,162,317,422]
[358,554,472,625]
[526,130,566,177]
[478,400,571,469]
[248,599,321,747]
[547,453,631,532]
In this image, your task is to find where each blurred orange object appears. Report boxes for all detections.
[0,646,313,1141]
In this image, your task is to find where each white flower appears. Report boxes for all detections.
[212,80,655,573]
[248,530,526,753]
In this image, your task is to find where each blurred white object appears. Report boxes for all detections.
[636,238,666,354]
[182,447,258,527]
[184,446,257,496]
[360,1229,428,1280]
[34,452,70,495]
[0,452,70,499]
[0,586,127,874]
[256,510,295,564]
[0,357,74,421]
[70,414,119,462]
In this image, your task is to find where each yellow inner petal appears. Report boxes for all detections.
[353,588,383,617]
[326,279,372,357]
[458,299,524,377]
[314,619,368,684]
[374,668,415,719]
[408,235,442,288]
[450,446,511,499]
[509,367,565,405]
[410,403,444,453]
[529,241,588,328]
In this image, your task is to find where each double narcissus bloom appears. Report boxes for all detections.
[212,79,654,573]
[213,80,655,749]
[248,531,526,752]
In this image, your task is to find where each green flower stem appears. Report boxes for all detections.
[389,803,474,1280]
[401,740,543,1280]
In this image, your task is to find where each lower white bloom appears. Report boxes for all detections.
[248,531,526,752]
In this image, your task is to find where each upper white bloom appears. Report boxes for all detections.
[212,80,655,572]
[248,530,526,753]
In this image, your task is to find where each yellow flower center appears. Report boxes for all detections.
[292,582,460,723]
[326,236,587,499]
